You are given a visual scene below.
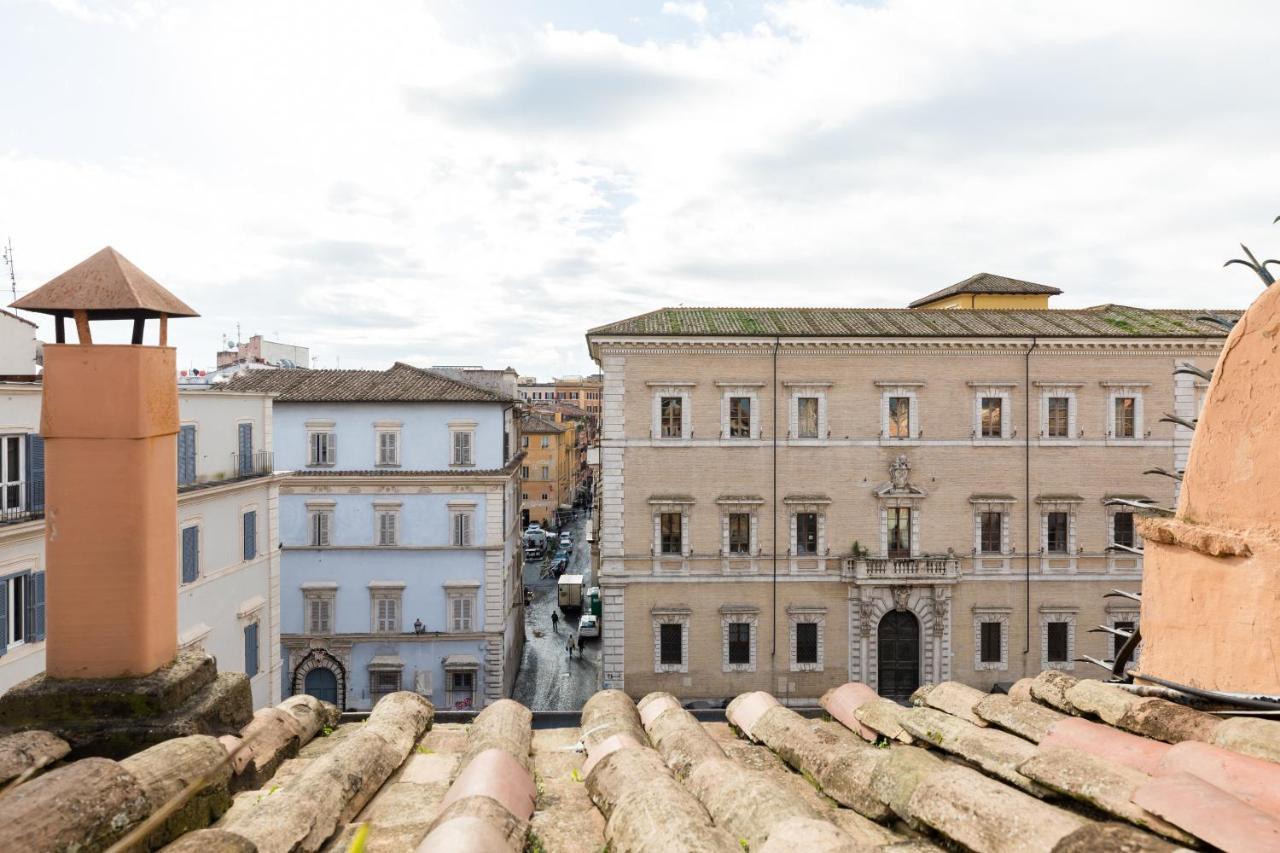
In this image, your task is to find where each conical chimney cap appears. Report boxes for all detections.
[9,246,199,320]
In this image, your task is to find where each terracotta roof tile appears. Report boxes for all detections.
[10,247,198,319]
[907,272,1063,308]
[221,362,513,403]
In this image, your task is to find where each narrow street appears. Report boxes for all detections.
[511,514,600,710]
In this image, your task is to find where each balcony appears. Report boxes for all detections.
[0,505,44,526]
[842,555,960,583]
[179,451,275,493]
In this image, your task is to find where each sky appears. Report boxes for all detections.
[2,0,1278,378]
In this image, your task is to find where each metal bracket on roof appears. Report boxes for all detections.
[1224,243,1276,287]
[1103,498,1173,515]
[1143,465,1185,481]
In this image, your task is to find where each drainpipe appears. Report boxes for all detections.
[1024,336,1038,655]
[771,336,780,673]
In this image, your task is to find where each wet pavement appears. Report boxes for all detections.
[511,514,601,711]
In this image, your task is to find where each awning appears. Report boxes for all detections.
[442,654,480,670]
[369,655,404,670]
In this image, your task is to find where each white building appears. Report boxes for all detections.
[0,310,39,377]
[0,384,284,708]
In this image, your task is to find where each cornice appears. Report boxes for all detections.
[591,337,1224,356]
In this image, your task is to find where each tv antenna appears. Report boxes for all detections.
[2,238,15,306]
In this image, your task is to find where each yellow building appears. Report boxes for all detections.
[519,412,578,528]
[908,272,1061,310]
[553,375,603,417]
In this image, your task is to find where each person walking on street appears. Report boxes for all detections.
[551,610,559,632]
[577,634,585,657]
[566,635,573,659]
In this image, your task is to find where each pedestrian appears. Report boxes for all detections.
[577,634,585,656]
[551,610,559,632]
[566,636,573,659]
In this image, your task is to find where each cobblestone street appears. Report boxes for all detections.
[511,515,600,711]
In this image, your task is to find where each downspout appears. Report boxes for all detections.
[771,336,780,671]
[1024,336,1038,655]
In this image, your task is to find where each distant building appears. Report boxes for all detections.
[432,366,519,400]
[517,374,603,417]
[224,363,524,711]
[518,412,572,528]
[517,376,558,404]
[0,310,39,378]
[218,334,310,370]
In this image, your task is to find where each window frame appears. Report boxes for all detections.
[659,511,683,555]
[1112,511,1135,549]
[653,610,690,673]
[302,586,337,634]
[649,384,693,442]
[1045,511,1070,554]
[717,384,764,441]
[970,384,1015,440]
[242,508,258,561]
[450,427,475,467]
[886,506,912,558]
[370,583,404,633]
[307,501,335,547]
[0,433,26,513]
[180,522,201,585]
[788,607,825,672]
[1040,609,1077,670]
[1102,383,1147,442]
[727,512,752,555]
[978,510,1003,555]
[795,511,819,556]
[243,621,260,678]
[374,425,401,467]
[449,504,475,548]
[306,425,336,467]
[973,608,1011,671]
[728,396,752,439]
[446,588,478,632]
[720,609,758,672]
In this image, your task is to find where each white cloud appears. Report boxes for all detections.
[662,2,709,24]
[2,0,1278,378]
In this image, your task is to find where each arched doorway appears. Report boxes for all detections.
[878,609,920,701]
[304,667,338,704]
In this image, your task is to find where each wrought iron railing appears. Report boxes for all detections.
[0,505,44,525]
[231,450,275,479]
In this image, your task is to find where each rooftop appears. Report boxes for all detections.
[907,272,1064,308]
[520,412,565,434]
[221,361,514,403]
[588,304,1240,338]
[10,246,198,320]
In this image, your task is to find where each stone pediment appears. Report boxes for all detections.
[874,481,928,498]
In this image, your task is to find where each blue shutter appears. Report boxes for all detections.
[243,511,257,560]
[244,623,259,678]
[238,423,253,476]
[24,572,36,643]
[0,577,7,656]
[181,526,199,583]
[178,425,196,486]
[25,435,44,513]
[33,572,45,641]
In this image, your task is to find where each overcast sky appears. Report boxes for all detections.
[3,0,1278,377]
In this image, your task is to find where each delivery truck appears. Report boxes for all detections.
[557,574,584,611]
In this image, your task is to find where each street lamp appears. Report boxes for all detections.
[413,618,425,635]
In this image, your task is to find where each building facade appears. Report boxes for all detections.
[518,374,603,418]
[0,384,283,708]
[587,294,1230,702]
[225,364,524,712]
[519,412,570,528]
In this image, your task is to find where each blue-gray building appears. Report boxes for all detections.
[224,363,523,711]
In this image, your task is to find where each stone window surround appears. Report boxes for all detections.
[1103,499,1145,572]
[720,605,759,673]
[973,606,1011,671]
[969,495,1014,558]
[444,580,480,632]
[649,496,693,559]
[717,496,762,559]
[444,659,480,709]
[305,419,337,467]
[646,381,694,441]
[448,420,477,467]
[1034,381,1082,442]
[302,582,337,634]
[783,381,832,440]
[368,580,406,634]
[717,381,765,440]
[1101,381,1149,441]
[1037,496,1081,570]
[1106,604,1141,666]
[1040,606,1078,671]
[875,380,924,441]
[374,420,403,467]
[306,499,336,547]
[448,500,477,548]
[784,496,829,560]
[652,607,691,674]
[373,499,402,546]
[788,605,826,672]
[968,381,1016,440]
[876,497,921,558]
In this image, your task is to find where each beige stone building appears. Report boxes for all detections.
[587,279,1235,702]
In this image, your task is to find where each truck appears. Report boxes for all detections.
[523,527,548,559]
[557,574,584,611]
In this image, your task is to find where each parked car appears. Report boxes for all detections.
[551,557,568,577]
[559,531,573,547]
[578,613,599,638]
[526,521,542,531]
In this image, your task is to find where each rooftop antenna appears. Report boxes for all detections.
[2,238,16,307]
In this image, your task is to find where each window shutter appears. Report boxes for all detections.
[308,433,319,466]
[0,577,7,656]
[181,526,199,583]
[178,425,196,486]
[243,511,257,560]
[25,434,44,512]
[462,513,472,547]
[244,623,259,677]
[24,573,37,644]
[33,572,45,641]
[328,431,336,464]
[238,423,253,475]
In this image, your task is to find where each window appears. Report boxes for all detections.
[728,397,751,438]
[177,424,196,485]
[237,422,254,476]
[980,397,1003,438]
[659,623,683,666]
[887,507,911,557]
[1113,512,1135,548]
[1,435,22,512]
[374,596,399,633]
[243,622,259,678]
[660,512,682,555]
[1047,397,1069,438]
[888,397,911,439]
[654,389,690,440]
[1047,622,1069,662]
[1046,512,1069,553]
[242,510,257,560]
[451,430,474,466]
[521,465,529,479]
[521,435,529,448]
[450,595,474,631]
[310,510,332,547]
[541,435,550,448]
[451,511,474,547]
[181,525,199,584]
[1113,620,1136,657]
[376,431,399,466]
[306,595,333,633]
[980,622,1001,663]
[371,669,401,695]
[979,511,1002,554]
[308,431,335,466]
[795,512,818,555]
[796,397,819,438]
[728,513,751,555]
[540,464,550,480]
[727,622,751,665]
[1114,397,1136,438]
[448,670,475,709]
[0,572,44,651]
[795,622,818,664]
[377,510,398,546]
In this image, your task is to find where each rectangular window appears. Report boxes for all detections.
[521,465,529,479]
[242,511,257,560]
[888,397,911,439]
[660,512,682,555]
[307,597,332,633]
[1113,620,1135,657]
[1046,397,1069,438]
[451,430,474,466]
[980,621,1002,663]
[1113,512,1135,548]
[521,435,529,448]
[659,623,683,665]
[308,431,335,466]
[237,422,254,476]
[797,397,819,438]
[541,435,550,448]
[795,512,818,555]
[1047,622,1069,662]
[660,397,683,438]
[728,513,751,555]
[372,670,401,694]
[452,512,473,547]
[377,431,399,466]
[727,622,751,664]
[181,525,199,584]
[887,507,911,557]
[980,511,1002,554]
[1046,512,1069,553]
[375,597,399,633]
[243,622,259,678]
[729,397,752,438]
[177,424,196,485]
[311,512,332,547]
[980,397,1003,438]
[377,511,398,546]
[1,435,21,512]
[541,464,549,480]
[4,573,26,646]
[450,671,475,706]
[795,622,819,664]
[1114,397,1136,438]
[450,596,474,631]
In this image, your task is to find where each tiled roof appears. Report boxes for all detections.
[588,305,1241,338]
[520,413,564,434]
[907,272,1063,308]
[221,362,512,403]
[288,454,523,479]
[10,246,199,319]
